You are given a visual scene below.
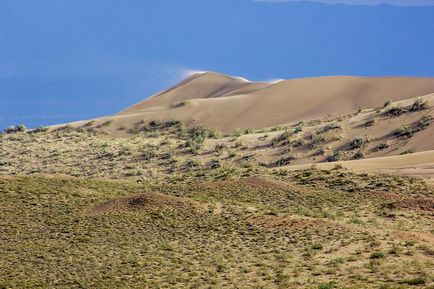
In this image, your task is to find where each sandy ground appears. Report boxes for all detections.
[286,150,434,182]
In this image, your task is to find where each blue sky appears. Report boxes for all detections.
[1,0,434,128]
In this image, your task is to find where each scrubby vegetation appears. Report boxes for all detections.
[1,170,433,289]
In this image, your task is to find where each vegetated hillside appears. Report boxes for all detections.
[2,73,434,289]
[57,72,434,135]
[1,171,433,289]
[3,95,434,181]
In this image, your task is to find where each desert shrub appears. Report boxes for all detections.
[292,139,305,148]
[402,277,425,285]
[326,151,341,162]
[99,120,113,127]
[353,151,364,160]
[409,98,429,111]
[184,159,199,169]
[316,123,341,134]
[209,159,221,169]
[318,283,333,289]
[186,126,210,152]
[214,143,226,153]
[308,135,326,148]
[400,148,415,155]
[393,125,413,138]
[149,120,161,126]
[271,130,293,146]
[4,124,27,134]
[275,156,295,166]
[385,106,406,117]
[314,147,326,156]
[141,149,157,161]
[364,119,375,127]
[349,137,367,149]
[377,143,389,151]
[385,99,429,117]
[83,120,96,127]
[294,126,303,133]
[369,252,385,259]
[416,115,433,129]
[383,100,392,107]
[32,126,49,133]
[394,115,433,138]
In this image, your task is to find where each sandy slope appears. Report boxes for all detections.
[116,72,434,131]
[286,150,434,181]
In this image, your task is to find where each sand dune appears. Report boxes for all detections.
[115,72,434,132]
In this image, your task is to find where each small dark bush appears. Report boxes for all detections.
[377,143,389,151]
[409,98,429,112]
[402,277,425,285]
[353,151,364,160]
[364,119,375,127]
[326,152,341,162]
[370,252,385,259]
[349,138,367,149]
[275,156,295,166]
[4,124,27,134]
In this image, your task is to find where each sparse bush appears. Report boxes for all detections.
[377,143,389,151]
[402,277,425,285]
[394,115,433,138]
[271,130,293,146]
[369,252,385,259]
[99,120,113,127]
[209,159,221,169]
[275,156,295,166]
[214,143,226,153]
[364,119,375,127]
[400,148,415,155]
[32,126,49,133]
[385,106,406,117]
[184,159,199,169]
[409,98,429,111]
[317,123,341,134]
[349,137,367,150]
[326,151,341,162]
[353,151,364,160]
[383,100,392,107]
[4,124,27,134]
[318,283,333,289]
[393,125,413,138]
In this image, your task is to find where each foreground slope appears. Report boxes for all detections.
[1,173,433,289]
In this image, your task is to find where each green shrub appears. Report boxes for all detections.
[316,123,341,134]
[275,156,295,166]
[409,98,429,112]
[318,283,333,289]
[385,106,406,117]
[369,252,385,259]
[349,137,367,149]
[377,143,389,150]
[32,126,49,133]
[383,100,392,107]
[353,151,364,160]
[402,277,425,285]
[326,152,341,162]
[364,119,375,127]
[400,148,415,155]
